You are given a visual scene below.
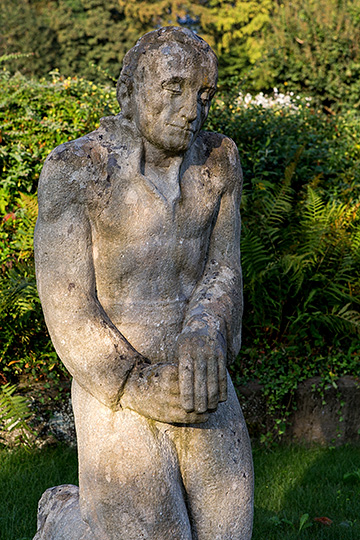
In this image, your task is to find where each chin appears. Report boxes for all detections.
[161,133,195,154]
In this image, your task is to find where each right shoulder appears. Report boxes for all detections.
[38,115,132,222]
[37,136,94,222]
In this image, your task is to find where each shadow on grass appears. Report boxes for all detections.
[252,444,360,540]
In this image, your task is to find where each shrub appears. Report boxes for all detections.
[207,90,360,440]
[249,0,360,112]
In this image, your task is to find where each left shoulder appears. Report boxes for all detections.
[194,131,242,192]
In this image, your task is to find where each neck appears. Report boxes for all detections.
[140,139,185,206]
[142,139,184,171]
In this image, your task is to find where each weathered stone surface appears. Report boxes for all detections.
[33,26,254,540]
[33,485,93,540]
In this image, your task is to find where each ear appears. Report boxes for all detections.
[116,79,133,119]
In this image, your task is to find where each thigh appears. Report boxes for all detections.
[169,374,254,540]
[72,380,192,540]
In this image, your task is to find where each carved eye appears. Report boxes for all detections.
[162,81,182,95]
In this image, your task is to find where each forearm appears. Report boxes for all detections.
[183,260,243,363]
[39,280,144,410]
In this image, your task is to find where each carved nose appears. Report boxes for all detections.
[181,98,199,122]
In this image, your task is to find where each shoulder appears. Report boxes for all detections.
[194,131,242,192]
[196,130,239,156]
[38,115,130,221]
[37,135,94,222]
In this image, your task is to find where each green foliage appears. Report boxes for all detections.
[0,383,35,448]
[269,512,313,532]
[207,95,360,350]
[0,0,275,85]
[207,92,360,440]
[0,191,63,386]
[0,69,117,203]
[0,0,131,83]
[119,0,275,81]
[251,0,360,111]
[193,0,274,81]
[2,0,360,113]
[0,0,60,78]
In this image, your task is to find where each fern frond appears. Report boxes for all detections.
[351,229,360,262]
[302,187,325,225]
[0,52,34,65]
[280,253,313,295]
[14,193,38,259]
[0,265,39,315]
[318,304,360,335]
[334,304,360,334]
[261,182,293,227]
[0,384,35,448]
[241,229,274,278]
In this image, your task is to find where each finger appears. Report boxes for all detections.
[179,353,195,412]
[162,363,181,395]
[207,354,219,410]
[194,355,207,413]
[218,350,227,403]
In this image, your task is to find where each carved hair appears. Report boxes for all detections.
[116,26,218,117]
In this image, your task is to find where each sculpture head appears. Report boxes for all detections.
[117,26,218,154]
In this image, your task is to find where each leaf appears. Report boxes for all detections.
[0,383,35,449]
[314,516,333,526]
[343,470,360,483]
[299,513,312,531]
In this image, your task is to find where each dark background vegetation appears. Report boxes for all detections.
[2,0,360,111]
[0,0,359,442]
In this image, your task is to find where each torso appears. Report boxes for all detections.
[67,115,228,361]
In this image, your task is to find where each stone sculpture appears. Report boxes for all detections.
[33,26,254,540]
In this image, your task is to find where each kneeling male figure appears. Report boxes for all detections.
[34,26,254,540]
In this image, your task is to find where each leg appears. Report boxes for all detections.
[167,373,254,540]
[72,380,192,540]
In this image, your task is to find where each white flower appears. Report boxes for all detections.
[235,88,312,111]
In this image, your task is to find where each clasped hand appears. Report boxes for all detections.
[120,320,227,424]
[177,321,227,414]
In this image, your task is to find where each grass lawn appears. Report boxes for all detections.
[0,443,359,539]
[252,444,360,539]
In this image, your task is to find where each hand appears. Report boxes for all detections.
[177,320,227,414]
[120,362,209,424]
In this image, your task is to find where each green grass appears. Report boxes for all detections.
[0,445,77,540]
[0,444,359,539]
[253,444,360,539]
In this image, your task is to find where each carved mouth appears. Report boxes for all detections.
[169,124,195,133]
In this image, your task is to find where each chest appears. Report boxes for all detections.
[88,163,222,246]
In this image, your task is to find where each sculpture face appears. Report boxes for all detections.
[132,44,217,154]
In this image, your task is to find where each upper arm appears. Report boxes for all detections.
[34,146,95,309]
